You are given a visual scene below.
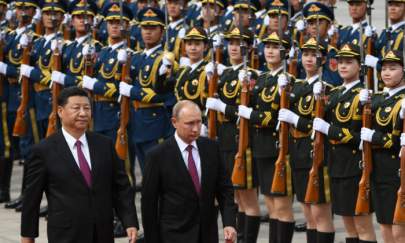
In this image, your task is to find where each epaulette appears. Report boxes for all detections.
[126,48,135,55]
[352,87,362,93]
[395,93,405,99]
[330,86,340,92]
[133,50,142,55]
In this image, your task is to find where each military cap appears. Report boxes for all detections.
[261,32,291,49]
[39,0,67,13]
[300,37,328,55]
[382,50,404,65]
[303,2,334,22]
[0,0,8,6]
[347,0,373,4]
[224,26,254,45]
[15,0,39,8]
[183,26,208,42]
[201,0,227,9]
[267,0,289,16]
[233,0,261,12]
[388,0,405,3]
[102,1,133,22]
[138,7,165,27]
[336,43,360,59]
[69,0,98,16]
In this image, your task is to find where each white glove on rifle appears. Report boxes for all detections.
[51,71,66,85]
[313,81,323,100]
[82,75,97,90]
[206,97,226,113]
[158,55,173,75]
[19,34,31,48]
[82,44,95,56]
[295,19,305,31]
[238,105,253,119]
[364,25,376,38]
[238,69,251,83]
[313,117,330,135]
[119,81,133,97]
[179,57,190,66]
[20,64,34,78]
[277,74,288,94]
[327,25,336,38]
[5,10,13,21]
[213,34,223,48]
[359,89,371,103]
[205,62,226,77]
[50,39,63,53]
[200,124,208,137]
[401,133,405,147]
[278,108,299,127]
[400,98,405,119]
[360,127,375,142]
[62,13,72,25]
[117,49,127,64]
[0,61,8,75]
[32,8,41,24]
[365,54,379,69]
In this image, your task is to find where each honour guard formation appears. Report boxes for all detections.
[1,0,405,243]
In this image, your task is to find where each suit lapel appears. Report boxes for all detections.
[86,132,98,186]
[197,139,209,198]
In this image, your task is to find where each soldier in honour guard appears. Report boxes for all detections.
[0,0,40,210]
[51,0,102,89]
[277,37,335,243]
[313,43,378,243]
[360,49,405,243]
[205,26,261,243]
[119,7,175,173]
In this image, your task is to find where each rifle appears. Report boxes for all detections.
[288,2,298,77]
[304,14,325,204]
[329,4,338,48]
[271,5,289,195]
[63,16,72,41]
[355,20,373,215]
[115,0,131,160]
[393,28,405,225]
[365,2,376,93]
[0,30,4,97]
[83,0,94,81]
[13,35,32,137]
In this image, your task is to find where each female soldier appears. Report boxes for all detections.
[361,50,405,243]
[205,26,261,243]
[313,43,377,243]
[277,37,335,243]
[238,31,295,243]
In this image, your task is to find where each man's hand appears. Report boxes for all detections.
[21,237,35,243]
[126,227,137,243]
[224,226,237,242]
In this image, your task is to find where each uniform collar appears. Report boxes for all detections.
[351,20,367,34]
[232,63,243,71]
[169,18,184,29]
[143,44,162,57]
[270,66,283,76]
[190,59,204,72]
[388,85,405,98]
[44,33,56,46]
[342,80,360,94]
[174,132,198,153]
[109,41,124,51]
[306,74,319,85]
[391,21,405,32]
[75,34,89,46]
[16,26,27,37]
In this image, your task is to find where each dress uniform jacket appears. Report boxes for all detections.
[375,21,405,59]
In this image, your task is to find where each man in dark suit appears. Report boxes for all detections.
[141,100,237,243]
[20,87,139,243]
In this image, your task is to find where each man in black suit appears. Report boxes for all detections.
[141,100,237,243]
[20,87,139,243]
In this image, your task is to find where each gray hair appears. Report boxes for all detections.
[172,100,201,119]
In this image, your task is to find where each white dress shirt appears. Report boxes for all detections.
[342,80,361,94]
[62,127,92,169]
[174,132,201,182]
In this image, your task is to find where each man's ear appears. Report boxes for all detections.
[171,117,177,129]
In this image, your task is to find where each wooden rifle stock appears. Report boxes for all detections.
[13,44,31,137]
[288,54,298,77]
[304,95,325,204]
[35,21,44,35]
[232,79,250,188]
[393,118,405,224]
[271,85,289,194]
[46,45,62,137]
[63,24,71,41]
[366,38,374,91]
[251,47,259,70]
[115,56,131,160]
[207,48,222,139]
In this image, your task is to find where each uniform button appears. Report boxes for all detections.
[352,150,356,154]
[273,133,276,136]
[152,113,156,116]
[110,103,114,107]
[392,155,396,159]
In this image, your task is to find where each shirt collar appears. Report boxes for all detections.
[16,26,27,36]
[174,132,198,152]
[61,127,88,150]
[351,20,367,32]
[270,66,283,76]
[190,59,204,72]
[169,18,184,29]
[109,41,124,51]
[391,21,405,31]
[342,80,360,93]
[388,85,405,98]
[306,74,319,85]
[44,33,56,44]
[75,34,89,46]
[232,63,243,71]
[207,25,219,34]
[143,44,162,57]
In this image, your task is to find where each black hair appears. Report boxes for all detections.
[57,87,90,107]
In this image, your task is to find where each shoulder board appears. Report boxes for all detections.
[395,93,405,99]
[330,86,341,92]
[352,87,362,93]
[323,82,334,89]
[126,48,135,54]
[133,50,142,55]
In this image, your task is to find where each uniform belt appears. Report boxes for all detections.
[217,112,230,123]
[133,101,163,109]
[290,128,311,138]
[94,95,115,102]
[8,78,18,84]
[33,83,50,92]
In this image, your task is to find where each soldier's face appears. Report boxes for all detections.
[72,14,94,33]
[233,9,251,28]
[185,40,206,63]
[137,0,159,10]
[107,19,128,39]
[171,105,202,144]
[268,14,288,34]
[202,3,221,22]
[228,39,243,64]
[167,0,183,19]
[381,62,404,88]
[58,96,92,133]
[302,49,320,74]
[42,10,63,30]
[16,6,35,24]
[306,19,330,38]
[348,2,367,20]
[337,57,360,82]
[264,43,282,66]
[388,3,405,22]
[141,25,163,47]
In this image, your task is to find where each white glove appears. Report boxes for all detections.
[213,34,223,48]
[178,28,186,39]
[288,47,295,59]
[313,117,330,135]
[360,127,375,142]
[19,34,31,47]
[401,133,405,147]
[206,97,226,113]
[238,70,250,82]
[82,75,97,90]
[117,49,127,64]
[278,108,299,127]
[238,105,253,119]
[119,81,133,97]
[50,39,63,53]
[359,89,371,103]
[158,64,169,75]
[200,124,208,137]
[0,61,7,75]
[20,64,34,78]
[364,25,376,38]
[295,19,305,31]
[0,31,4,42]
[51,70,66,85]
[179,57,191,66]
[313,81,323,99]
[5,10,13,21]
[62,13,71,25]
[205,62,226,76]
[82,44,95,56]
[32,8,41,23]
[400,98,405,119]
[277,74,288,94]
[365,54,379,69]
[162,56,173,67]
[327,25,336,38]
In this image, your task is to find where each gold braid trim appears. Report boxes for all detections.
[261,112,272,127]
[100,61,119,80]
[246,148,253,189]
[199,71,207,104]
[323,166,331,203]
[335,95,360,123]
[286,157,293,196]
[174,68,189,101]
[139,54,164,87]
[261,83,278,103]
[69,55,84,74]
[298,96,314,116]
[8,50,22,65]
[340,128,353,143]
[376,99,402,126]
[383,134,393,149]
[2,102,10,158]
[141,88,157,103]
[223,80,240,99]
[394,31,404,50]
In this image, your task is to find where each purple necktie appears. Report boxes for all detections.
[186,145,200,195]
[75,140,92,187]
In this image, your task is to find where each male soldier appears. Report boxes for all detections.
[119,7,175,173]
[0,0,39,210]
[164,0,188,61]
